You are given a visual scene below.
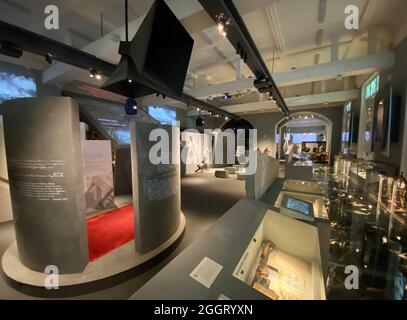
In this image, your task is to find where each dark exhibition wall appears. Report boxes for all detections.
[373,37,407,170]
[0,0,406,305]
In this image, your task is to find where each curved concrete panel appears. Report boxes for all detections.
[2,213,185,287]
[0,97,89,274]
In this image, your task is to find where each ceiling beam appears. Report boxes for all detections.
[198,0,289,115]
[0,20,238,120]
[198,90,359,115]
[186,51,395,98]
[264,5,286,56]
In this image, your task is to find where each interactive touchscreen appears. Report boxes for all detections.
[286,197,312,215]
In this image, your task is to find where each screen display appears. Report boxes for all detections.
[375,100,385,142]
[148,106,177,125]
[0,72,37,103]
[97,118,131,145]
[286,197,312,215]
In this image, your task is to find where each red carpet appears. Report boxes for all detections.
[87,205,135,262]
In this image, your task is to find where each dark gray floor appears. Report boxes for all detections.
[0,173,245,300]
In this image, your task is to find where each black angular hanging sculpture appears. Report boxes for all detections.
[102,0,194,99]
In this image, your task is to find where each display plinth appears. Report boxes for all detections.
[2,213,185,287]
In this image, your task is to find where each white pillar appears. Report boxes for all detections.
[331,35,339,62]
[235,59,243,80]
[368,26,378,55]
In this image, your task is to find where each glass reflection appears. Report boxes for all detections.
[314,165,407,300]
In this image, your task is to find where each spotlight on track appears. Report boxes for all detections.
[124,98,138,115]
[0,41,23,59]
[45,53,54,64]
[196,116,205,127]
[95,72,102,80]
[223,93,231,100]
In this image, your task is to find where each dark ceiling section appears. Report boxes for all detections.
[0,1,240,121]
[198,0,290,116]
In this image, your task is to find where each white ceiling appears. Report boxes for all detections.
[0,0,406,116]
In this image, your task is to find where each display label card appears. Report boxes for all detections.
[190,257,223,289]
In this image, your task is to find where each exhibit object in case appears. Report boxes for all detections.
[336,156,397,197]
[233,210,326,300]
[283,179,322,195]
[391,175,407,218]
[379,174,407,224]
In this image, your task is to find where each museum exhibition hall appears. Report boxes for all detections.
[0,0,406,302]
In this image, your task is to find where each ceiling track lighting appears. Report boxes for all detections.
[95,71,102,80]
[89,68,96,78]
[215,12,232,38]
[0,41,23,59]
[89,68,102,80]
[45,53,54,64]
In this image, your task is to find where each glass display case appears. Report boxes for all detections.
[379,175,395,211]
[233,210,326,300]
[283,180,322,195]
[378,174,407,225]
[349,160,371,180]
[392,176,407,216]
[337,157,397,197]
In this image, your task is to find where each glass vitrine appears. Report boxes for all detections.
[233,210,326,300]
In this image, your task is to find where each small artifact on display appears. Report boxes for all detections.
[195,162,209,173]
[380,175,395,211]
[251,240,312,300]
[392,175,407,217]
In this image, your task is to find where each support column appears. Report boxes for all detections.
[368,26,378,55]
[0,97,89,274]
[331,35,339,62]
[235,58,243,80]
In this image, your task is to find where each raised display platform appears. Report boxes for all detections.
[2,213,185,287]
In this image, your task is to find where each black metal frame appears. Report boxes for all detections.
[0,20,239,120]
[198,0,290,115]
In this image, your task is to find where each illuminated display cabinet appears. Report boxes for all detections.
[335,157,397,197]
[379,175,407,223]
[233,209,326,300]
[392,176,407,216]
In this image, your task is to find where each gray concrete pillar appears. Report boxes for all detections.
[130,122,181,255]
[0,97,89,274]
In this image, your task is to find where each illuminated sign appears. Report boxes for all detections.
[365,75,379,100]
